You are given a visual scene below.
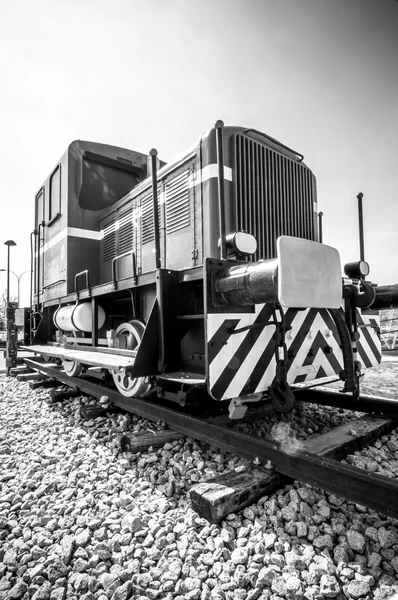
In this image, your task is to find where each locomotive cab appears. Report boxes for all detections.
[34,141,152,304]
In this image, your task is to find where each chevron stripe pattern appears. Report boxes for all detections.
[356,312,382,368]
[207,306,381,401]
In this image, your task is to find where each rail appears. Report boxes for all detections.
[22,358,398,519]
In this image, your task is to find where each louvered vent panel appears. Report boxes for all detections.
[166,170,190,234]
[235,134,316,260]
[119,208,134,254]
[141,194,154,245]
[141,192,163,245]
[102,220,116,261]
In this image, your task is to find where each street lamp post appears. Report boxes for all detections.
[4,240,17,375]
[4,240,16,305]
[0,268,31,306]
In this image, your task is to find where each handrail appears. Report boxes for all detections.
[30,230,36,344]
[75,270,91,300]
[42,278,66,289]
[244,128,304,162]
[36,222,46,306]
[112,251,137,290]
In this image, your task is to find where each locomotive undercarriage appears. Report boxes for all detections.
[27,266,209,407]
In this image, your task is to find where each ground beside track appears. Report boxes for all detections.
[0,363,398,600]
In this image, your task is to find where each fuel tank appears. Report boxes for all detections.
[54,302,106,333]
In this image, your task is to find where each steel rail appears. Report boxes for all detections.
[294,387,398,418]
[24,358,398,519]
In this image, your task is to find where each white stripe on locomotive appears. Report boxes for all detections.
[36,162,232,257]
[188,164,233,188]
[37,227,102,256]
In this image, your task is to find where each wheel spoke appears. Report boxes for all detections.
[110,320,152,398]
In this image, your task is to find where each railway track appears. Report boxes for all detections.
[19,357,398,521]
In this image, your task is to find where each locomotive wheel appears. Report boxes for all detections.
[62,359,83,377]
[110,320,152,398]
[62,332,83,377]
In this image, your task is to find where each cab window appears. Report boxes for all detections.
[78,151,144,211]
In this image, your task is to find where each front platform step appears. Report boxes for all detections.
[157,372,206,386]
[155,372,207,406]
[21,345,137,371]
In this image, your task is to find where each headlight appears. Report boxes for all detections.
[344,260,370,279]
[223,231,257,256]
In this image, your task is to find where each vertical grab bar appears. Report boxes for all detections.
[215,120,227,260]
[150,148,161,270]
[75,270,91,301]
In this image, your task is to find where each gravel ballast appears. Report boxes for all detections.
[1,373,398,600]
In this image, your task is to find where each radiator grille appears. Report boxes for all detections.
[165,170,190,234]
[235,134,316,260]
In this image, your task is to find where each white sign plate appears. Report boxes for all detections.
[277,236,342,309]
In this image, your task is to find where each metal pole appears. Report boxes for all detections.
[150,148,161,270]
[91,297,98,347]
[215,120,227,260]
[4,240,17,375]
[6,246,10,306]
[318,211,323,243]
[357,192,365,262]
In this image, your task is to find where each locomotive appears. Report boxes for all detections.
[24,120,396,417]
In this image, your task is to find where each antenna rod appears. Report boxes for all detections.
[357,192,365,262]
[318,211,323,243]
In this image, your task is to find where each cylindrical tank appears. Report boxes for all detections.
[371,284,398,310]
[214,259,278,307]
[54,303,106,333]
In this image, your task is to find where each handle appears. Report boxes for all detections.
[75,270,91,300]
[112,251,137,289]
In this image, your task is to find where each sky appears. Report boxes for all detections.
[0,0,397,306]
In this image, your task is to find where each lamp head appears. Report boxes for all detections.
[4,240,16,247]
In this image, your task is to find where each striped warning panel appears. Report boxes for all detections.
[356,311,381,367]
[206,306,381,401]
